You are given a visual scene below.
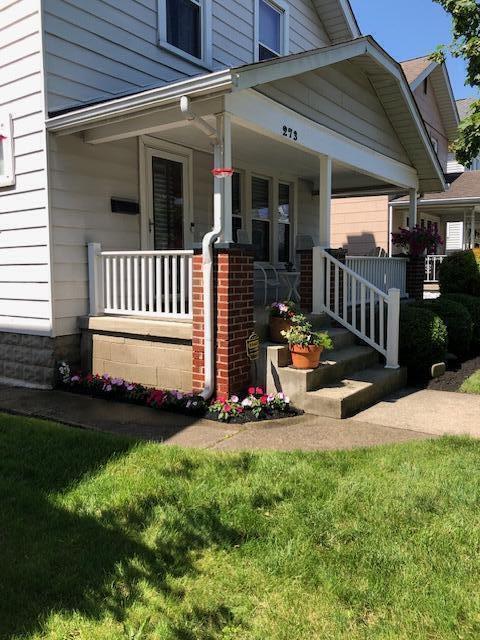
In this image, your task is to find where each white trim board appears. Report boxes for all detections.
[225,90,419,190]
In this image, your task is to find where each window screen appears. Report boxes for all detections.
[152,156,184,250]
[278,182,290,263]
[166,0,201,59]
[259,0,282,61]
[252,177,270,261]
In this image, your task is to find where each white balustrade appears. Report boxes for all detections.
[88,243,194,319]
[425,255,446,283]
[346,256,407,298]
[313,248,400,368]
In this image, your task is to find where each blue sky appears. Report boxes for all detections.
[349,0,477,100]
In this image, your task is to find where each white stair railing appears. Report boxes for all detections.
[313,247,400,369]
[88,243,194,319]
[425,255,446,283]
[345,256,407,298]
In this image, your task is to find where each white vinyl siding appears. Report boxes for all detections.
[0,0,52,335]
[42,0,331,112]
[49,134,214,335]
[257,61,410,164]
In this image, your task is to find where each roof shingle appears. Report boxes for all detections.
[393,170,480,204]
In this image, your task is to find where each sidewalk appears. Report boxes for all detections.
[0,384,432,451]
[353,387,480,437]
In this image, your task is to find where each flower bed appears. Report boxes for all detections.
[57,364,300,423]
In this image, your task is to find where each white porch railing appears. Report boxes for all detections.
[313,248,400,368]
[88,243,194,319]
[425,255,446,283]
[346,256,407,298]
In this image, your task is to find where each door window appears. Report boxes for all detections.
[151,156,184,249]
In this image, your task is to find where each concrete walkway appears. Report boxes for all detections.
[353,387,480,437]
[0,384,478,451]
[0,384,432,451]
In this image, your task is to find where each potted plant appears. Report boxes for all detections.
[268,300,298,343]
[281,315,333,369]
[391,225,443,257]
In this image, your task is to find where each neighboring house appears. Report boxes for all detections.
[0,0,445,410]
[331,55,459,256]
[447,98,480,173]
[393,95,480,259]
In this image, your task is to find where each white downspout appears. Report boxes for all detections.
[180,97,225,400]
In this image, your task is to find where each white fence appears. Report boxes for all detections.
[346,256,407,298]
[88,243,194,319]
[425,255,446,283]
[313,248,400,368]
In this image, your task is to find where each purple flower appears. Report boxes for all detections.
[71,375,81,383]
[126,384,135,391]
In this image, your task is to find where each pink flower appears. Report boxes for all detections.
[231,395,239,403]
[224,403,232,413]
[248,386,255,395]
[256,387,264,395]
[260,395,268,405]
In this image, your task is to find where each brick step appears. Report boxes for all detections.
[300,366,407,419]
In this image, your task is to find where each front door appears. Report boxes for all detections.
[145,145,192,249]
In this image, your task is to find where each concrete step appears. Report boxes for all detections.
[301,366,407,419]
[266,343,379,404]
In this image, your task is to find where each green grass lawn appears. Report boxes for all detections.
[1,414,480,640]
[460,370,480,395]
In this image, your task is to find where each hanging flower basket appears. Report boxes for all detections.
[211,167,234,179]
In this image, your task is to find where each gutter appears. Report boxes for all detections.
[392,196,480,207]
[46,70,233,133]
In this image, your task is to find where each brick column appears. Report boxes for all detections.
[297,247,347,315]
[192,245,254,397]
[297,249,313,313]
[406,255,425,301]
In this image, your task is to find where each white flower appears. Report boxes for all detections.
[278,392,285,400]
[284,396,290,404]
[231,395,239,403]
[242,398,252,407]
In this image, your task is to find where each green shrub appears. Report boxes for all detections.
[399,304,447,379]
[438,249,480,295]
[442,294,480,353]
[420,298,473,360]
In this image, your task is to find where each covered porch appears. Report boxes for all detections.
[390,171,480,288]
[46,37,445,394]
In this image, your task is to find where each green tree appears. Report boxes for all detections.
[430,0,480,167]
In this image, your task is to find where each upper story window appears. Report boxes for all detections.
[255,0,289,62]
[0,113,14,188]
[430,135,439,154]
[158,0,212,68]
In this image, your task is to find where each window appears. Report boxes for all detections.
[430,136,439,153]
[232,171,243,242]
[0,113,14,188]
[423,78,428,94]
[278,182,291,263]
[251,176,271,261]
[158,0,212,67]
[256,0,288,62]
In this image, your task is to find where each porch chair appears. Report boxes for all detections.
[254,262,280,305]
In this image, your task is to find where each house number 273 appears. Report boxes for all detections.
[282,125,298,141]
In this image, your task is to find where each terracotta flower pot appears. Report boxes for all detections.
[269,317,293,343]
[290,344,323,369]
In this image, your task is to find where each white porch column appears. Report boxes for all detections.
[409,188,417,227]
[471,207,476,248]
[388,203,393,256]
[221,113,233,244]
[319,155,332,247]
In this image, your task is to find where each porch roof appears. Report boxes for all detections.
[392,171,480,208]
[46,36,446,193]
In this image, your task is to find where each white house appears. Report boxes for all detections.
[0,0,446,413]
